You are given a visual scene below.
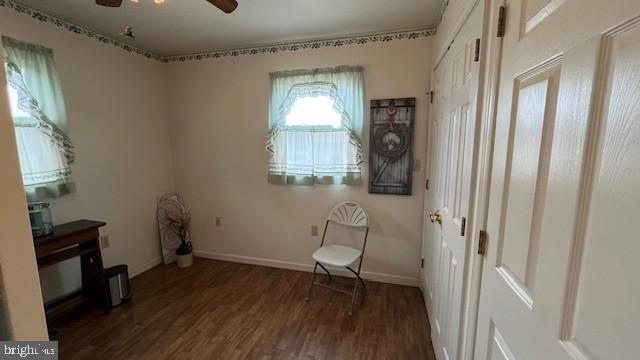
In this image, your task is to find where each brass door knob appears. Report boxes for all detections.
[429,209,442,224]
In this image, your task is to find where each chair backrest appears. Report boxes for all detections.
[327,201,368,228]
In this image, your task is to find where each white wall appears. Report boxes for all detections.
[166,39,432,285]
[0,45,48,340]
[0,8,175,302]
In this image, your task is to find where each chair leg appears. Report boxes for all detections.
[317,262,333,285]
[346,266,366,290]
[305,262,318,302]
[349,274,359,316]
[358,275,367,291]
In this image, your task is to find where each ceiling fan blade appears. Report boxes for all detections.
[96,0,123,7]
[206,0,238,13]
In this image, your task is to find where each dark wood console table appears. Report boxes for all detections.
[34,220,110,313]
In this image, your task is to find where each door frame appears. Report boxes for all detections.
[419,90,435,296]
[457,0,505,358]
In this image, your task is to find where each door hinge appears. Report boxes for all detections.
[478,230,488,256]
[474,38,481,62]
[425,178,430,190]
[497,6,506,37]
[428,91,434,104]
[460,217,466,236]
[421,258,425,268]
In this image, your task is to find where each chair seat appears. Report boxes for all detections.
[312,245,362,267]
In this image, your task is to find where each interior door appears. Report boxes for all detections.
[425,4,483,360]
[474,0,640,359]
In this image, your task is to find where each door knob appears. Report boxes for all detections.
[429,209,442,224]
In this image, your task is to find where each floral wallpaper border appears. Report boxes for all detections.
[164,28,436,63]
[0,0,437,63]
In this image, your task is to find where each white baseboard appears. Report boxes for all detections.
[193,250,419,287]
[129,256,162,278]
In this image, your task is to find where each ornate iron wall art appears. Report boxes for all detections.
[369,98,416,195]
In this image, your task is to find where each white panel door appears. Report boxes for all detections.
[474,0,640,359]
[426,3,483,360]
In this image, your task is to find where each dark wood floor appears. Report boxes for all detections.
[52,258,435,360]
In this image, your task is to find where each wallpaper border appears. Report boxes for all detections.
[164,28,436,63]
[0,0,436,63]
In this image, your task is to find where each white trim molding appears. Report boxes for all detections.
[0,0,436,63]
[193,250,420,287]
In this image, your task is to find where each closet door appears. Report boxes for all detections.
[425,3,483,360]
[474,0,640,359]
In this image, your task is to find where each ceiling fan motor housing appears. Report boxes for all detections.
[95,0,238,13]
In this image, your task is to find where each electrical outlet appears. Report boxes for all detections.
[215,217,222,227]
[311,225,318,236]
[413,158,422,172]
[100,235,110,249]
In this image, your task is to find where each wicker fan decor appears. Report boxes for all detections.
[157,193,191,264]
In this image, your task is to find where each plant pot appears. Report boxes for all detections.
[176,252,193,268]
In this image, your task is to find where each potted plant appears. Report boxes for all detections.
[165,209,193,268]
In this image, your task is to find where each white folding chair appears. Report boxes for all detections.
[305,201,369,316]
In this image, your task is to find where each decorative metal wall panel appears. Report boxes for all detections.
[369,98,415,195]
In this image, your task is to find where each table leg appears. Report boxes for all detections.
[80,239,111,312]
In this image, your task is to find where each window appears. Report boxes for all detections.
[285,96,342,128]
[2,36,75,201]
[7,86,29,118]
[8,86,67,188]
[266,66,364,185]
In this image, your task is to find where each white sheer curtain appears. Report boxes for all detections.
[2,36,75,201]
[266,66,364,185]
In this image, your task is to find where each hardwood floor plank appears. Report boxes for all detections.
[52,258,435,359]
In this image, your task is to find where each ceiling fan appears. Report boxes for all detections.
[96,0,238,14]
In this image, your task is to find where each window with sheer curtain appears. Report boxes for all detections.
[266,66,364,185]
[2,36,75,201]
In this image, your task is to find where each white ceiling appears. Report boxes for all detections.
[16,0,443,56]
